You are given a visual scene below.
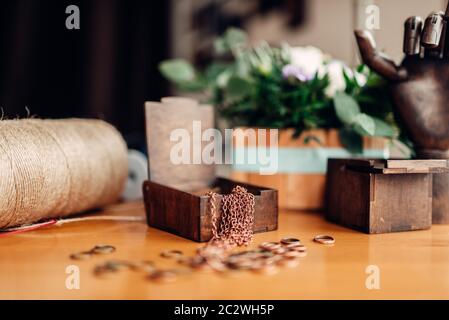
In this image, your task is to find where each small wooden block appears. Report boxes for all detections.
[325,158,448,234]
[143,177,278,242]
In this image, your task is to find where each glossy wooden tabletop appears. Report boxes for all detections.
[1,201,449,300]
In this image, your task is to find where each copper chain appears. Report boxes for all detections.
[195,186,255,270]
[207,185,255,247]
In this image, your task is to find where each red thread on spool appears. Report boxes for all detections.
[0,219,57,238]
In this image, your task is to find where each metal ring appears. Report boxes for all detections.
[280,237,301,246]
[259,241,282,251]
[91,244,116,254]
[313,235,335,245]
[160,250,184,259]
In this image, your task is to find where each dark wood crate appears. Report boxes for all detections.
[325,159,449,234]
[143,177,278,242]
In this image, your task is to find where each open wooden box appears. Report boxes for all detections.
[143,177,278,242]
[325,158,449,233]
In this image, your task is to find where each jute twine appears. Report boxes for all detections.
[0,118,128,229]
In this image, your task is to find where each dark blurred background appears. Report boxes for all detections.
[0,0,441,149]
[0,0,309,149]
[0,0,170,149]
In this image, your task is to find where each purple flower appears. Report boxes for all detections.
[282,64,312,82]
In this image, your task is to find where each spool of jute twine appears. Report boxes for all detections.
[0,118,128,229]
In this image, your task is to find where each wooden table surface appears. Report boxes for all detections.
[1,201,449,300]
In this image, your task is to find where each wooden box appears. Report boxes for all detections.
[143,177,278,242]
[325,159,448,234]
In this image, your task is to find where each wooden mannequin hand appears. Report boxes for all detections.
[354,28,449,152]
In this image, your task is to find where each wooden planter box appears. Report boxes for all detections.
[143,178,278,242]
[231,128,387,210]
[325,158,448,233]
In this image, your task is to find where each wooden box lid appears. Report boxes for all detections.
[334,159,449,174]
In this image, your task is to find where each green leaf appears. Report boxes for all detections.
[372,117,395,137]
[366,72,385,87]
[343,69,356,93]
[333,92,360,124]
[227,100,253,112]
[225,28,247,47]
[216,69,233,88]
[303,135,323,145]
[177,79,208,92]
[159,59,196,83]
[214,38,227,54]
[356,64,366,73]
[352,113,376,136]
[205,63,230,82]
[226,76,252,98]
[339,128,363,154]
[214,28,247,54]
[292,110,301,123]
[304,118,318,129]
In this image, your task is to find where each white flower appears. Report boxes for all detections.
[322,60,349,97]
[354,71,367,87]
[289,45,368,97]
[320,60,367,97]
[290,46,326,79]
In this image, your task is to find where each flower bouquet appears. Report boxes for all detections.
[159,28,407,209]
